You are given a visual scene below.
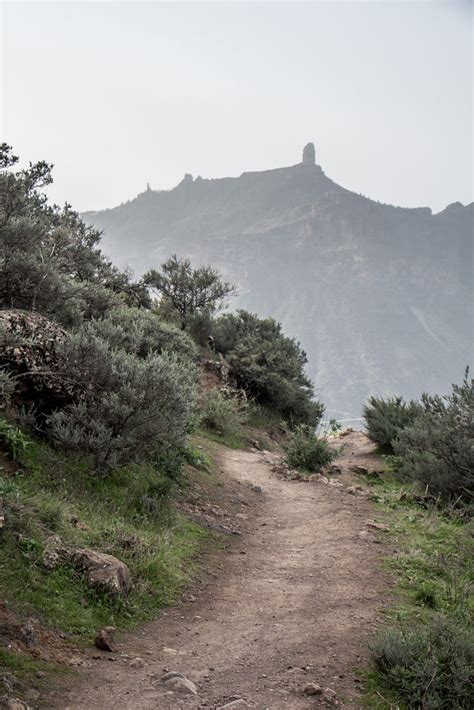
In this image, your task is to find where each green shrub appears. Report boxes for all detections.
[370,617,474,708]
[86,306,198,362]
[393,371,474,507]
[363,395,421,452]
[283,425,336,472]
[212,310,323,427]
[0,418,32,460]
[199,387,247,436]
[48,330,196,472]
[328,418,342,434]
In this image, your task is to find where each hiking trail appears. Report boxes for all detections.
[56,431,391,709]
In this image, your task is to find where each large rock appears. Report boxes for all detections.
[0,310,73,413]
[94,626,116,652]
[161,672,198,695]
[71,549,131,596]
[302,142,316,164]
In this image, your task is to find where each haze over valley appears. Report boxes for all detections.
[85,142,473,420]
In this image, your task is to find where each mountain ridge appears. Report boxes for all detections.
[84,144,473,419]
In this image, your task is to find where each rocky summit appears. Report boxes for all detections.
[84,144,473,419]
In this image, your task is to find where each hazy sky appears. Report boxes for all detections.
[1,1,472,212]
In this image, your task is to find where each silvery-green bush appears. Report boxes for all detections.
[49,330,196,472]
[199,387,247,435]
[85,306,198,362]
[393,371,473,507]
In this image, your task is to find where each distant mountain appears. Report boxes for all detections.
[84,143,473,421]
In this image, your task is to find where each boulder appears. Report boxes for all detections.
[303,682,323,696]
[0,310,73,414]
[94,626,116,652]
[71,549,131,596]
[161,671,198,695]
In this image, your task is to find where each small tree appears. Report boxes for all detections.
[144,255,235,330]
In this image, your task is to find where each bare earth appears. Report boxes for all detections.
[56,431,391,709]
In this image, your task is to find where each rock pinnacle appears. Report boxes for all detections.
[302,142,316,165]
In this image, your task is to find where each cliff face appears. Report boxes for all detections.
[84,148,473,420]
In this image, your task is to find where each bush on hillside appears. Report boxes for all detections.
[85,306,198,361]
[283,425,336,472]
[393,371,474,507]
[0,143,148,327]
[48,330,196,472]
[199,387,248,436]
[363,395,422,452]
[212,311,323,427]
[370,617,474,708]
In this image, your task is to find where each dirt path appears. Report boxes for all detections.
[58,432,391,709]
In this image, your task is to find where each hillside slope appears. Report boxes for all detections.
[84,144,473,419]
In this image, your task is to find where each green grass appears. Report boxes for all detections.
[359,472,473,708]
[198,401,284,450]
[0,437,210,642]
[0,649,52,676]
[0,648,74,707]
[198,425,249,449]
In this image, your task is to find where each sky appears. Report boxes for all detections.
[1,1,472,213]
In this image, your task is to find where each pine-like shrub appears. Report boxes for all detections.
[363,395,422,452]
[283,425,336,472]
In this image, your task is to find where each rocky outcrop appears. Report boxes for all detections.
[70,549,131,597]
[302,141,316,164]
[0,310,74,413]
